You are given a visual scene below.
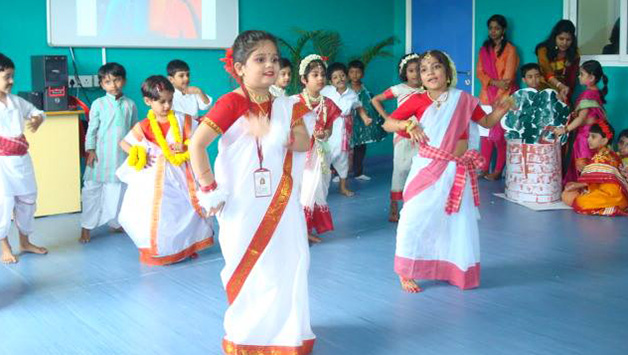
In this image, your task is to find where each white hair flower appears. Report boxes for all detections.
[299,54,327,76]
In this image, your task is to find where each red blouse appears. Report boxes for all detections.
[140,119,170,145]
[202,92,272,134]
[389,92,486,140]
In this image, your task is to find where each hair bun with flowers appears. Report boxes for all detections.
[299,54,327,76]
[220,48,238,81]
[598,120,614,141]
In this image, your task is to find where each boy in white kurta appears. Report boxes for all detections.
[167,59,212,122]
[0,53,48,264]
[321,62,372,197]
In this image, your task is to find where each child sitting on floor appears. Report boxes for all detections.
[562,122,628,216]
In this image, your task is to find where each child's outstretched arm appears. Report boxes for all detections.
[189,124,219,187]
[357,106,372,126]
[371,93,391,119]
[554,109,588,137]
[477,97,511,129]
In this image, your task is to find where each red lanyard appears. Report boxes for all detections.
[253,100,272,170]
[256,138,264,169]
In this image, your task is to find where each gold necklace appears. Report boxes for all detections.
[427,90,448,108]
[247,88,270,104]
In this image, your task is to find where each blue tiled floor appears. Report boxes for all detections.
[1,158,626,354]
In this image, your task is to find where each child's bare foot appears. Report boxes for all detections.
[79,228,91,243]
[20,240,48,255]
[19,236,48,255]
[308,234,322,244]
[109,226,125,234]
[1,239,18,264]
[399,276,422,293]
[339,179,355,197]
[484,171,502,181]
[389,201,399,223]
[339,188,355,197]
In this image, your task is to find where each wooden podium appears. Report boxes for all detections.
[24,110,83,217]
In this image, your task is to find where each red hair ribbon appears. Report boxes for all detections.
[220,48,238,81]
[320,56,329,61]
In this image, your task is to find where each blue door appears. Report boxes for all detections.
[411,0,474,93]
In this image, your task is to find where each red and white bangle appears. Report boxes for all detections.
[200,181,217,193]
[287,131,295,146]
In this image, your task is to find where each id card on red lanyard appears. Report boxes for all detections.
[254,137,272,198]
[254,168,272,197]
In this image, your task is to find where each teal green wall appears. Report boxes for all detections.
[474,0,627,133]
[1,0,406,157]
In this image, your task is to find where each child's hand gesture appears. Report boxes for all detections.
[363,116,373,126]
[314,129,327,140]
[170,142,185,153]
[27,115,43,132]
[492,96,513,117]
[553,126,567,137]
[564,182,586,192]
[86,150,98,167]
[186,86,202,95]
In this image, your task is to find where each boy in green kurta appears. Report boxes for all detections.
[80,63,138,243]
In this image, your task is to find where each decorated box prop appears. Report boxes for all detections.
[501,88,570,144]
[505,140,563,203]
[501,88,570,204]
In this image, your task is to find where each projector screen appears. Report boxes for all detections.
[47,0,238,48]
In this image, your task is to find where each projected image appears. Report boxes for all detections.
[76,0,215,41]
[49,0,235,48]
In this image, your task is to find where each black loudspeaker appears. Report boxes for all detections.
[30,56,69,111]
[17,91,44,110]
[43,86,68,111]
[31,55,68,90]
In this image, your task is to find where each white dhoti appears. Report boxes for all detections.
[0,193,36,238]
[80,181,123,229]
[328,115,350,179]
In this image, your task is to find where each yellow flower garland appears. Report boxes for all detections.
[128,145,147,171]
[147,109,190,166]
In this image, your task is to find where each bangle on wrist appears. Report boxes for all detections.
[404,120,416,134]
[200,181,217,193]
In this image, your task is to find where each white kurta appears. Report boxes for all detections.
[172,89,212,122]
[213,96,314,352]
[116,113,213,265]
[321,85,361,179]
[0,94,44,197]
[0,94,43,238]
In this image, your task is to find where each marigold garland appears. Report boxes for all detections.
[147,110,190,166]
[128,145,147,171]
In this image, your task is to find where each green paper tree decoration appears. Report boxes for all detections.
[502,88,570,144]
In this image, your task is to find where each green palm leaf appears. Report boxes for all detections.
[355,36,398,68]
